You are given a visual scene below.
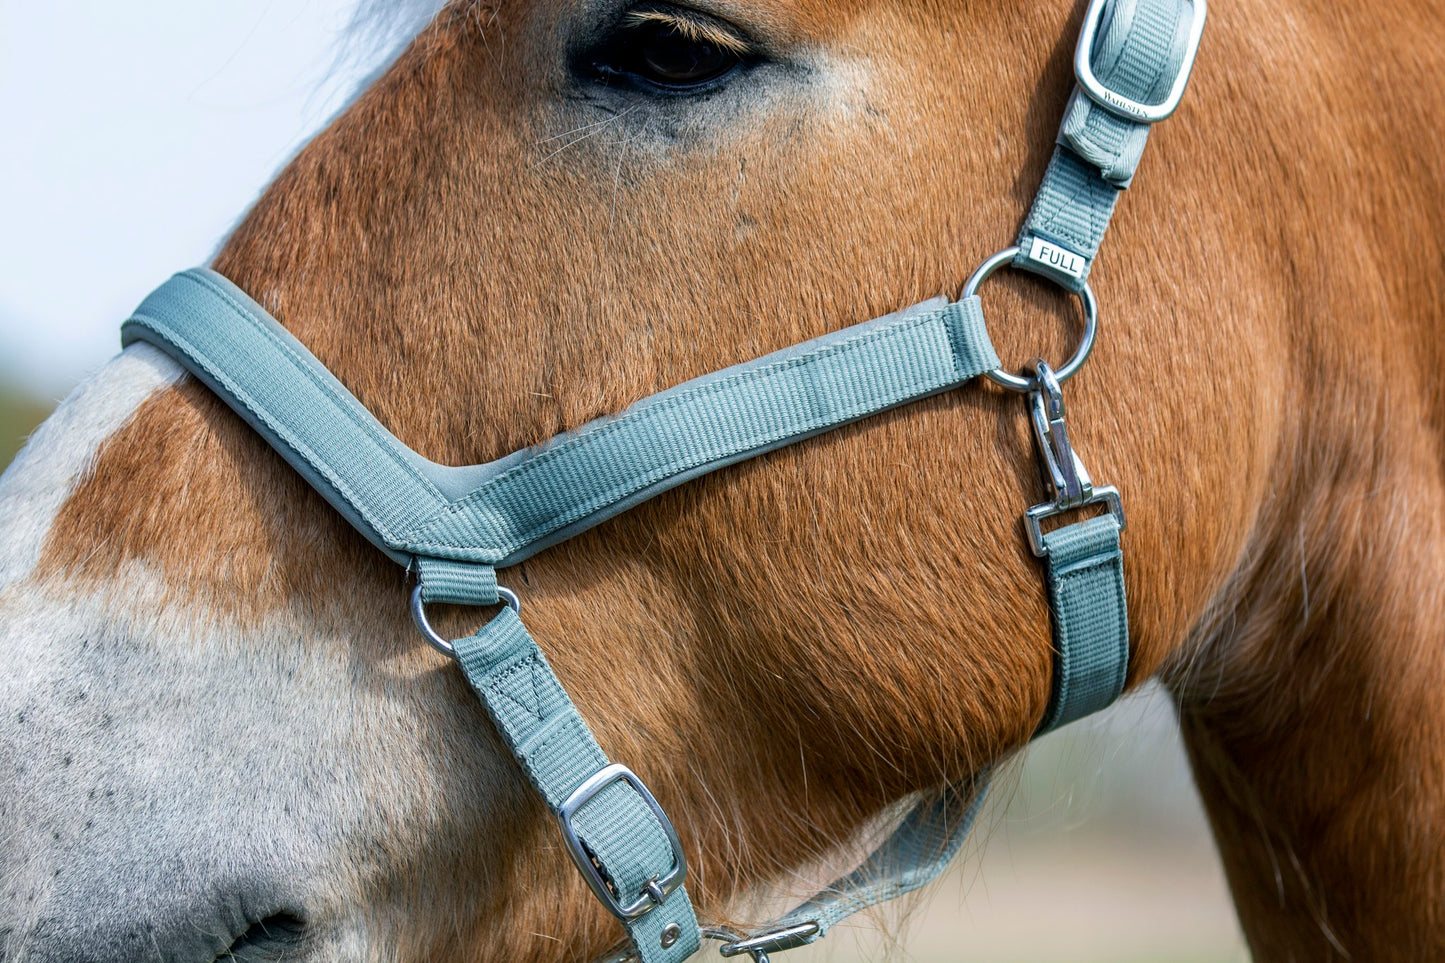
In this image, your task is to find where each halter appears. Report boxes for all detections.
[120,0,1203,957]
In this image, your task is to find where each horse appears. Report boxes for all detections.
[2,0,1442,958]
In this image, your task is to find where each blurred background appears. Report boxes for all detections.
[792,693,1248,963]
[1,2,1248,959]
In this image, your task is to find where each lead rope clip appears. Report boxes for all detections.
[703,923,821,963]
[1028,359,1093,508]
[1021,359,1125,555]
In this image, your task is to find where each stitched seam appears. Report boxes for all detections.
[140,273,449,547]
[1032,157,1115,253]
[486,654,548,722]
[398,307,976,552]
[184,273,447,505]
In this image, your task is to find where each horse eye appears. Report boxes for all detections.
[591,13,747,91]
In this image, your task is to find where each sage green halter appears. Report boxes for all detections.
[121,0,1204,958]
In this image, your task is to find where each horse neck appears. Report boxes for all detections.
[1175,385,1445,955]
[1167,0,1445,953]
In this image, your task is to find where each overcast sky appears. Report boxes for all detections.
[0,1,433,397]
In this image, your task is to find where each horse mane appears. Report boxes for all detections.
[334,0,449,80]
[343,0,448,48]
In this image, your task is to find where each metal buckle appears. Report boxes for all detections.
[1025,487,1125,557]
[1074,0,1207,123]
[558,763,688,921]
[1022,361,1125,555]
[595,921,822,963]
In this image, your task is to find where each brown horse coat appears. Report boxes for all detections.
[2,0,1443,959]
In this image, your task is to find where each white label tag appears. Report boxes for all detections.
[1027,238,1086,279]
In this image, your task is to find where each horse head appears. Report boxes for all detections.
[4,0,1444,960]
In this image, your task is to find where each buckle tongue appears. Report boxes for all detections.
[558,763,688,921]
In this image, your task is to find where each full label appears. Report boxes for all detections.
[1027,238,1086,279]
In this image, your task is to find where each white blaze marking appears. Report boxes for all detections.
[0,343,183,587]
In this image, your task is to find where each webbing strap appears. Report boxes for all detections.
[765,781,988,945]
[1036,514,1129,733]
[121,271,1000,570]
[454,607,699,963]
[415,555,498,605]
[1015,0,1196,289]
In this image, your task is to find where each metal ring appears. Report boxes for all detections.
[962,246,1099,393]
[409,583,520,659]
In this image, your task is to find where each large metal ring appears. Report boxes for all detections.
[410,583,520,659]
[962,246,1098,393]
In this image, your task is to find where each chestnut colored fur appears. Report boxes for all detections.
[28,0,1445,958]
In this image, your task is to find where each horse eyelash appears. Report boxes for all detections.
[621,8,752,57]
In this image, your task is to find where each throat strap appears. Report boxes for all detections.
[1037,514,1129,732]
[455,607,700,963]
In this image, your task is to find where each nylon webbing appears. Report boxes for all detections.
[454,608,699,963]
[415,555,498,605]
[1036,514,1129,733]
[1015,0,1196,289]
[122,272,1000,569]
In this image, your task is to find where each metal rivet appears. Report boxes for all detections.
[660,923,682,949]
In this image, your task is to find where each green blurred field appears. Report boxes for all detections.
[0,386,1249,962]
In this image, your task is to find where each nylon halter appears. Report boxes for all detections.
[120,0,1204,958]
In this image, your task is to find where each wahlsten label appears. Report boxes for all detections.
[1027,238,1086,279]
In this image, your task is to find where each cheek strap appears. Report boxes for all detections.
[453,607,700,963]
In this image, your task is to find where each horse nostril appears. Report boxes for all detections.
[218,911,306,962]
